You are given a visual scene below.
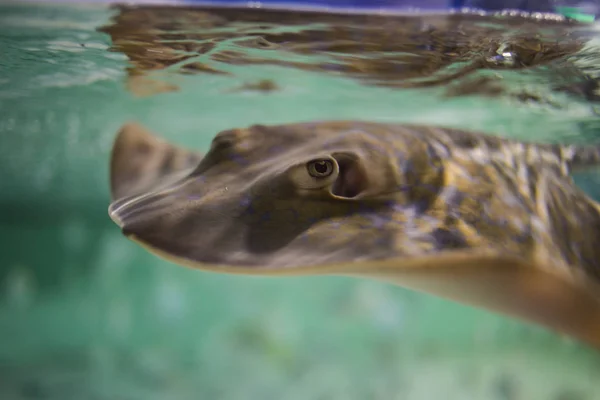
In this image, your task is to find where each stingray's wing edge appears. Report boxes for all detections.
[128,236,600,349]
[109,122,203,201]
[348,252,600,350]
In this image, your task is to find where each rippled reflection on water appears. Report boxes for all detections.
[101,4,600,106]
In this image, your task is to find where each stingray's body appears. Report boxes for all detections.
[108,121,600,349]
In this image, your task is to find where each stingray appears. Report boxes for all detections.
[108,121,600,349]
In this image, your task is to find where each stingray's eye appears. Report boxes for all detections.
[307,159,334,178]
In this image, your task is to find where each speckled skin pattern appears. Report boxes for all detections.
[109,121,600,278]
[108,121,600,348]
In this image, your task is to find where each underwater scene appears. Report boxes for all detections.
[3,1,600,399]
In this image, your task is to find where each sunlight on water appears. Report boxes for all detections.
[2,2,600,400]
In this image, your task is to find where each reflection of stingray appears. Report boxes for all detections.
[98,4,596,98]
[108,121,600,350]
[224,79,280,94]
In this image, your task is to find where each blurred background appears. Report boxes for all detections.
[2,0,600,399]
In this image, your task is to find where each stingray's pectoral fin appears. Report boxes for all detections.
[567,143,600,173]
[109,122,203,201]
[346,252,600,349]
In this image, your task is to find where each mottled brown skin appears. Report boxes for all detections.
[108,121,600,349]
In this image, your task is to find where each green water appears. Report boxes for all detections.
[2,3,600,399]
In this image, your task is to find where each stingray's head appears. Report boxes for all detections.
[108,121,442,273]
[107,122,600,349]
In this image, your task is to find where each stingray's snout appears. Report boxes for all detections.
[108,191,172,234]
